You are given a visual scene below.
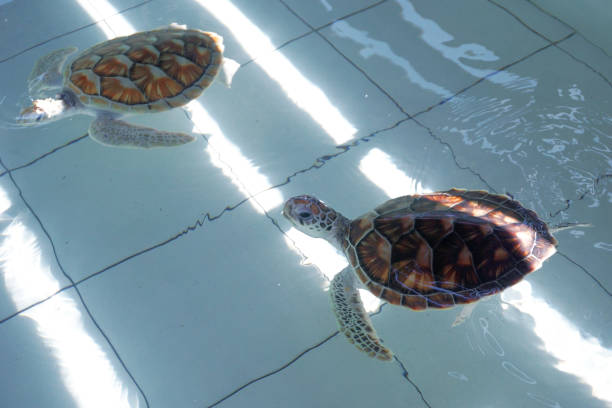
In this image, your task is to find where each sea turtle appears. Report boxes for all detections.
[17,24,239,148]
[283,189,558,361]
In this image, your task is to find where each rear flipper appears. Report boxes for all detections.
[219,58,240,87]
[451,303,477,327]
[330,268,392,361]
[89,116,197,148]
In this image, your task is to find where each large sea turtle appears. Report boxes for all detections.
[283,189,558,361]
[17,24,239,148]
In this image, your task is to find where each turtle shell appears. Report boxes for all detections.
[64,27,224,113]
[343,189,557,310]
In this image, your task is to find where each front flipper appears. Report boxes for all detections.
[28,47,78,98]
[330,268,392,361]
[89,117,197,148]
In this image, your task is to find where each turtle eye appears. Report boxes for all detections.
[298,211,312,219]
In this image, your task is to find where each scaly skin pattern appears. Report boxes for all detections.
[330,269,392,361]
[88,116,195,148]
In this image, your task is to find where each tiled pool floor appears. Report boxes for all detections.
[0,1,610,407]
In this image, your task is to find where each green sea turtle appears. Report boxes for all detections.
[283,189,558,361]
[17,24,239,148]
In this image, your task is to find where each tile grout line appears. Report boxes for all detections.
[0,0,154,64]
[554,43,612,89]
[242,0,389,68]
[277,0,499,193]
[205,332,340,408]
[0,134,88,179]
[557,251,612,297]
[0,156,151,407]
[204,301,433,408]
[278,0,407,117]
[410,31,575,117]
[487,0,612,88]
[524,0,612,58]
[487,0,555,42]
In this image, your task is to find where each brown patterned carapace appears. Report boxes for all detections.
[346,189,557,310]
[65,27,224,113]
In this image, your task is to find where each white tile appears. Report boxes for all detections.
[274,119,492,213]
[0,176,72,321]
[217,330,422,408]
[10,132,245,282]
[0,287,146,408]
[77,201,336,407]
[199,31,406,188]
[489,0,573,42]
[320,0,550,114]
[0,0,145,61]
[558,34,612,86]
[281,0,382,28]
[530,0,612,55]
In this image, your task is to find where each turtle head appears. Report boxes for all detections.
[283,195,348,245]
[17,94,74,125]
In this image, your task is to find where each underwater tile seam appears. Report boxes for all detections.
[204,332,340,408]
[488,0,612,88]
[204,303,433,408]
[0,156,151,408]
[487,0,557,43]
[0,0,153,64]
[279,0,407,116]
[524,0,612,59]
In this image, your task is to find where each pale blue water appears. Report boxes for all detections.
[0,1,610,407]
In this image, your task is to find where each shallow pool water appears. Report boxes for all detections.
[0,1,610,407]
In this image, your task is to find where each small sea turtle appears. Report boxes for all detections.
[17,24,239,148]
[283,189,558,361]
